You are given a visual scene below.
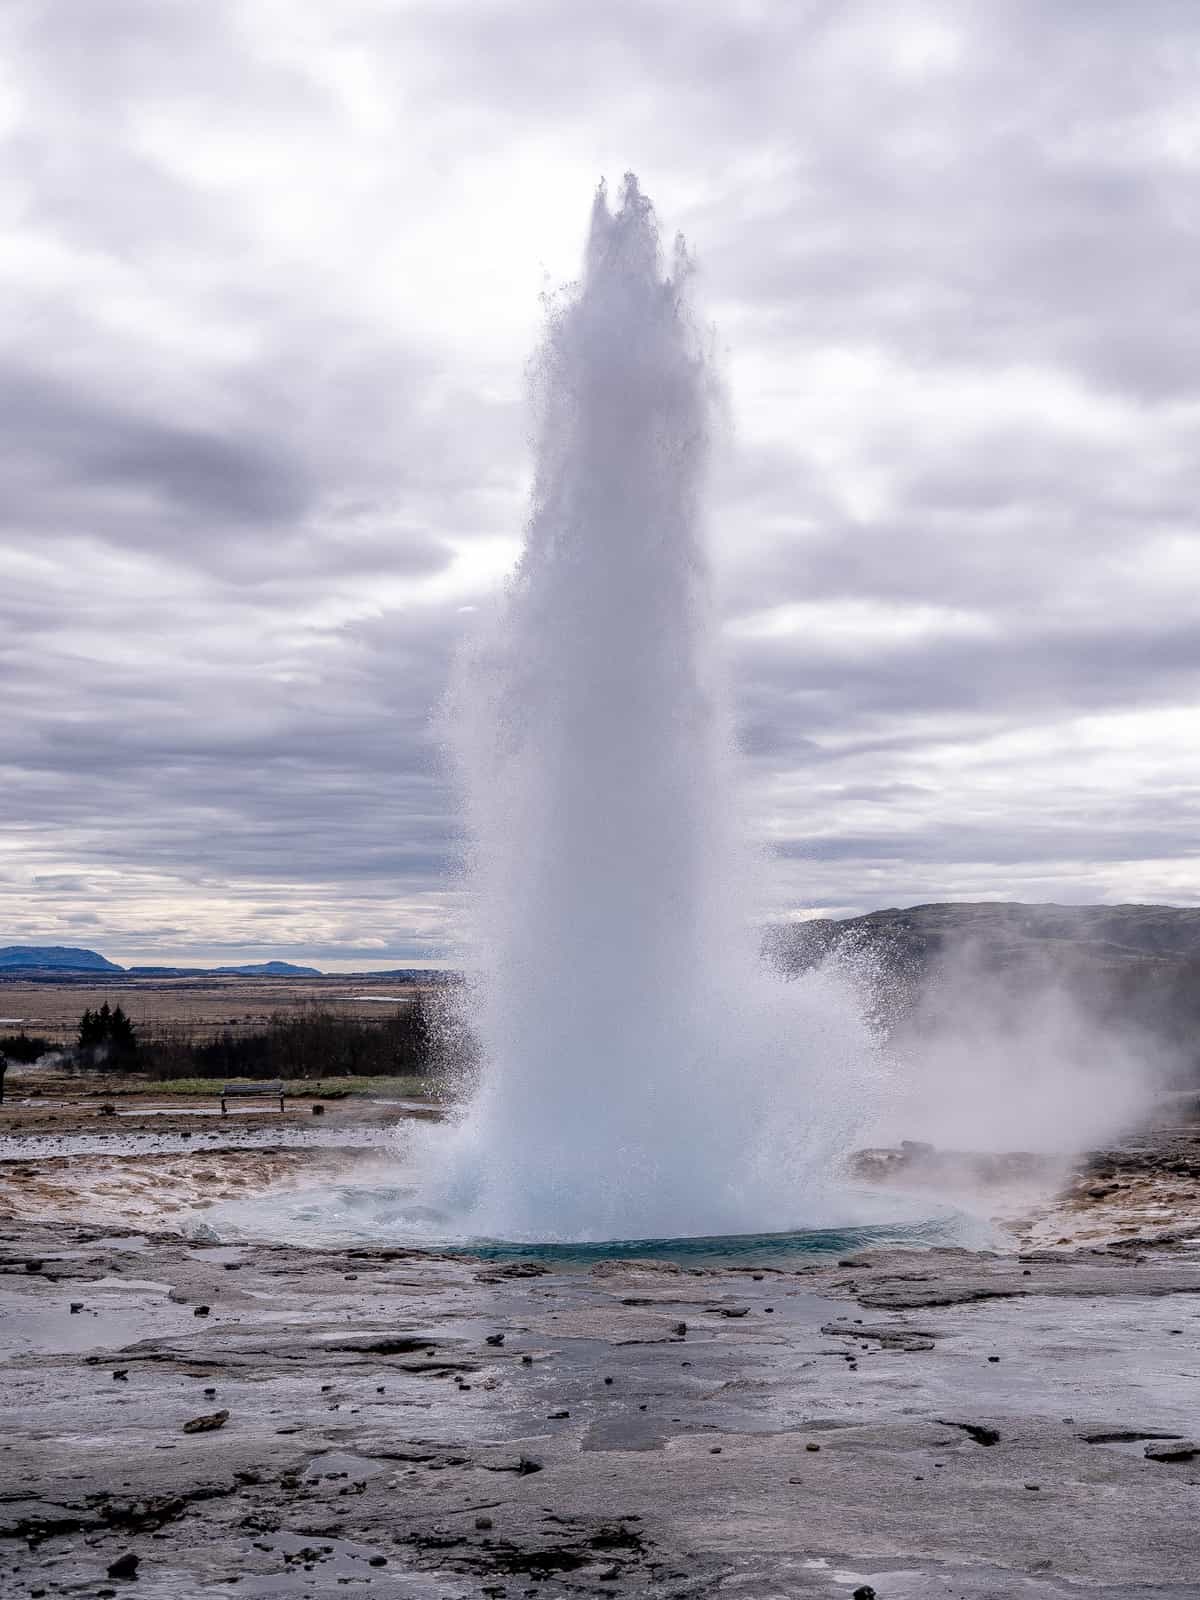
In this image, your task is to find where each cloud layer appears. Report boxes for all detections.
[2,1,1198,965]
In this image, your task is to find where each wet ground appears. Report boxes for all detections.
[2,1092,1200,1596]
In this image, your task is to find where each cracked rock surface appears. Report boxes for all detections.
[3,1204,1200,1598]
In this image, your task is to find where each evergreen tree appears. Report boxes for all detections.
[77,1001,139,1066]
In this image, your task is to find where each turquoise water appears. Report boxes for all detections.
[441,1215,977,1268]
[195,1180,992,1263]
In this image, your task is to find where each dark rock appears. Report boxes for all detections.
[1082,1429,1182,1444]
[112,1370,129,1381]
[939,1420,1001,1446]
[182,1409,229,1434]
[475,1515,493,1530]
[368,1555,387,1566]
[516,1456,542,1475]
[548,1410,570,1419]
[805,1442,821,1452]
[107,1552,139,1579]
[853,1588,876,1600]
[70,1301,84,1313]
[672,1321,687,1336]
[193,1305,210,1317]
[485,1333,505,1346]
[1145,1439,1199,1461]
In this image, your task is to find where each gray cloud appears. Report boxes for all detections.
[2,1,1199,964]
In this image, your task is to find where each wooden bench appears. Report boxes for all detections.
[220,1080,286,1114]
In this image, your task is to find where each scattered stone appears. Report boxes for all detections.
[204,1387,216,1398]
[548,1409,570,1419]
[112,1369,129,1381]
[368,1555,387,1566]
[987,1355,1000,1363]
[805,1442,821,1452]
[520,1354,534,1366]
[709,1446,722,1454]
[672,1321,687,1336]
[1025,1482,1041,1491]
[107,1552,139,1579]
[485,1333,505,1346]
[604,1376,614,1385]
[516,1455,542,1475]
[475,1515,493,1530]
[24,1258,44,1272]
[1145,1439,1199,1462]
[193,1305,210,1317]
[70,1301,84,1313]
[939,1420,1001,1446]
[312,1104,325,1115]
[182,1408,230,1434]
[721,1306,750,1318]
[852,1587,876,1600]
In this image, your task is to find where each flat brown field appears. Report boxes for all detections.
[0,974,423,1043]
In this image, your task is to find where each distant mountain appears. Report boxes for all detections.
[766,901,1200,1083]
[211,961,322,977]
[0,945,124,973]
[767,902,1200,969]
[2,948,322,978]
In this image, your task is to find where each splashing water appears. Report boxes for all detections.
[403,176,886,1246]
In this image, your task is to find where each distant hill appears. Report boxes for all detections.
[0,945,124,973]
[766,902,1200,969]
[211,962,322,977]
[2,948,322,978]
[766,901,1200,1083]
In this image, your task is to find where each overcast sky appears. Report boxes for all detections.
[3,0,1199,969]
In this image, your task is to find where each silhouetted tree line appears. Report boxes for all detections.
[0,1031,52,1063]
[141,998,436,1081]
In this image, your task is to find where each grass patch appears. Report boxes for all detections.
[135,1075,434,1099]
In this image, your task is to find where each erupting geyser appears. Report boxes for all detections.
[422,176,883,1244]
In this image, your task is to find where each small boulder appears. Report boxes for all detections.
[107,1552,139,1580]
[183,1409,230,1434]
[1145,1439,1199,1462]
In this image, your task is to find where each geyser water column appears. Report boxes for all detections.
[429,176,882,1244]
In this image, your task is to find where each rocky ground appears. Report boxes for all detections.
[2,1095,1199,1598]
